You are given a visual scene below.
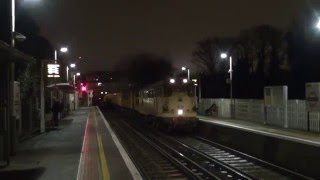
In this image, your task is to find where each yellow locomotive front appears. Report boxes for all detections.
[135,78,198,129]
[160,79,198,129]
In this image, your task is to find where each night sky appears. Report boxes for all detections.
[24,0,308,73]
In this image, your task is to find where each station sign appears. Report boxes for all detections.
[306,82,320,112]
[47,64,60,78]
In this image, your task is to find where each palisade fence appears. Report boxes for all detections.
[198,98,320,133]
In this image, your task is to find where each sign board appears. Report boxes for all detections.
[306,82,320,112]
[47,64,60,78]
[264,86,288,107]
[264,86,288,128]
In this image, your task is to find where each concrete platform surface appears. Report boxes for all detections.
[0,106,141,180]
[199,115,320,147]
[0,107,90,180]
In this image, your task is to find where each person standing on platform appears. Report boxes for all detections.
[52,100,60,126]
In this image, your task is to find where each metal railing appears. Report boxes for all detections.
[199,98,320,133]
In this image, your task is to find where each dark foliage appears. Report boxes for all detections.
[195,14,320,99]
[118,53,174,87]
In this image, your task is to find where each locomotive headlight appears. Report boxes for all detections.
[177,109,183,115]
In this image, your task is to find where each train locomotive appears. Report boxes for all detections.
[104,78,198,130]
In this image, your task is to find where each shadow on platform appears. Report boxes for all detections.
[0,166,45,180]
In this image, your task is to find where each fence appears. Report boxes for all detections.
[199,98,320,133]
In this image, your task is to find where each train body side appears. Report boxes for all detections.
[133,81,198,129]
[103,80,198,129]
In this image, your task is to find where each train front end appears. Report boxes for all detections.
[161,79,198,129]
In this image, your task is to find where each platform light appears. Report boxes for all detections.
[192,79,197,83]
[101,92,103,94]
[70,63,76,68]
[317,18,320,30]
[220,53,227,59]
[177,109,183,115]
[181,67,187,71]
[60,47,68,53]
[97,82,102,86]
[169,78,175,84]
[76,72,81,76]
[183,78,188,84]
[194,83,198,86]
[105,92,108,94]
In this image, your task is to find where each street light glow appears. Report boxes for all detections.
[317,19,320,29]
[70,63,76,68]
[181,67,187,71]
[60,47,68,53]
[170,78,175,84]
[221,53,227,59]
[76,72,81,76]
[183,78,188,83]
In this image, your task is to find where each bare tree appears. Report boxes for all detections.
[236,25,288,79]
[192,37,234,74]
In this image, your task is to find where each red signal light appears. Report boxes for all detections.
[81,86,87,91]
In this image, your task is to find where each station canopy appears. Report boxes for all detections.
[47,83,76,93]
[0,40,35,64]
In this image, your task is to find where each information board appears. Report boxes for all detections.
[306,82,320,112]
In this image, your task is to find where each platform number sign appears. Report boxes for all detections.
[47,64,60,78]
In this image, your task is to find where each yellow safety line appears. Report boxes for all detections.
[94,109,110,180]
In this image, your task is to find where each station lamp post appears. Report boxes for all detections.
[54,47,68,63]
[7,0,40,163]
[221,53,234,118]
[68,63,79,110]
[67,63,76,81]
[181,66,190,81]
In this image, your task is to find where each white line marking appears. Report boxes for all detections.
[97,107,143,180]
[199,118,320,147]
[77,109,90,180]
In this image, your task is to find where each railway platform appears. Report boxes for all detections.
[197,115,320,178]
[198,115,320,147]
[0,107,141,180]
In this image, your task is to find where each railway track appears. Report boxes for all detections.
[105,112,249,179]
[172,136,311,180]
[106,113,203,179]
[104,111,311,179]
